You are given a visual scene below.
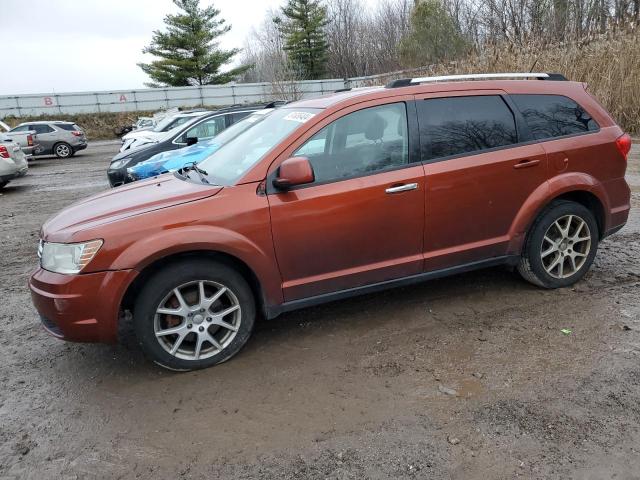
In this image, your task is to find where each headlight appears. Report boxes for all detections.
[39,239,103,274]
[110,157,132,169]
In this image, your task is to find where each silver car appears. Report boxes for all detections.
[0,120,38,156]
[0,138,28,189]
[8,121,87,158]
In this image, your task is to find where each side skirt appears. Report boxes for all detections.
[265,255,520,319]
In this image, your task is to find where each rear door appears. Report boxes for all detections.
[415,92,548,271]
[268,100,426,301]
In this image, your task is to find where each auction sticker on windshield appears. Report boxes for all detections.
[283,111,316,123]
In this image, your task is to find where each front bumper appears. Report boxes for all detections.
[29,267,137,343]
[107,166,128,187]
[0,172,17,183]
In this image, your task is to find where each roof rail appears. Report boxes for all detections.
[386,72,567,88]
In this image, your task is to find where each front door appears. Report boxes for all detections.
[415,92,549,270]
[268,101,425,301]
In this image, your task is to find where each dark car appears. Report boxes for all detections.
[107,103,283,187]
[31,73,630,371]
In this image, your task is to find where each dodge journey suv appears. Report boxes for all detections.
[30,73,631,370]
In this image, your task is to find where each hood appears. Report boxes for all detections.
[112,142,157,162]
[123,129,162,141]
[42,174,222,241]
[135,139,220,171]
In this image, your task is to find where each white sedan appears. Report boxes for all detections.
[0,138,28,189]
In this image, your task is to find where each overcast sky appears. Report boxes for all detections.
[1,0,375,95]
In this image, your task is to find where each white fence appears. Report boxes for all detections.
[0,77,378,117]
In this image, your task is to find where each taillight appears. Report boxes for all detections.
[0,146,10,159]
[71,131,83,137]
[615,133,632,161]
[27,134,33,146]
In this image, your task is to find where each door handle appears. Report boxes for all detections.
[385,183,418,194]
[513,159,540,169]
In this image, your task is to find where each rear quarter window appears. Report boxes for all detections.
[511,94,599,140]
[55,123,81,131]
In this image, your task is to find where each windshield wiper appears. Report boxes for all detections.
[182,161,210,184]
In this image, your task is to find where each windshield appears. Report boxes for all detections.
[199,109,272,147]
[197,108,320,185]
[153,115,194,133]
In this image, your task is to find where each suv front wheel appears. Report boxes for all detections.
[133,259,256,371]
[518,200,599,288]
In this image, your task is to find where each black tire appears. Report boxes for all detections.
[53,142,73,158]
[133,259,256,371]
[518,200,599,288]
[0,181,7,190]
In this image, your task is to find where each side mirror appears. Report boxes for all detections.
[186,136,198,146]
[273,156,315,190]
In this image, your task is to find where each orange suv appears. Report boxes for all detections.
[30,73,632,370]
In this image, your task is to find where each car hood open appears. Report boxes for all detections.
[42,174,222,241]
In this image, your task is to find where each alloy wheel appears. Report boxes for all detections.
[154,280,241,361]
[56,144,71,157]
[540,214,592,279]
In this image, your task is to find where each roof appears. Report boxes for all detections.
[175,111,209,118]
[22,120,75,125]
[286,79,585,111]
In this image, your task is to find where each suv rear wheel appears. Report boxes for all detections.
[133,259,256,371]
[518,200,599,288]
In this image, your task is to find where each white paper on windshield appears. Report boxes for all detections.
[283,112,316,123]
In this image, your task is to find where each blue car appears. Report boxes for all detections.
[126,108,276,182]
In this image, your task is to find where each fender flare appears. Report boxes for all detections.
[507,172,610,253]
[111,225,284,306]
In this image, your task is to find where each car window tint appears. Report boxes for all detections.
[417,95,518,161]
[294,102,409,184]
[10,125,30,132]
[33,125,55,134]
[164,116,192,131]
[184,116,226,140]
[231,112,251,123]
[511,94,599,140]
[55,123,80,131]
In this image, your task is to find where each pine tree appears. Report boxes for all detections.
[399,0,469,67]
[275,0,329,79]
[138,0,248,87]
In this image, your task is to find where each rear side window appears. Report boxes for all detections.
[55,123,81,131]
[417,95,518,161]
[511,94,599,140]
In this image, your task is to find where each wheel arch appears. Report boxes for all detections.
[550,190,605,238]
[508,173,610,254]
[120,250,268,322]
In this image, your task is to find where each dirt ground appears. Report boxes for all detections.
[1,141,639,480]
